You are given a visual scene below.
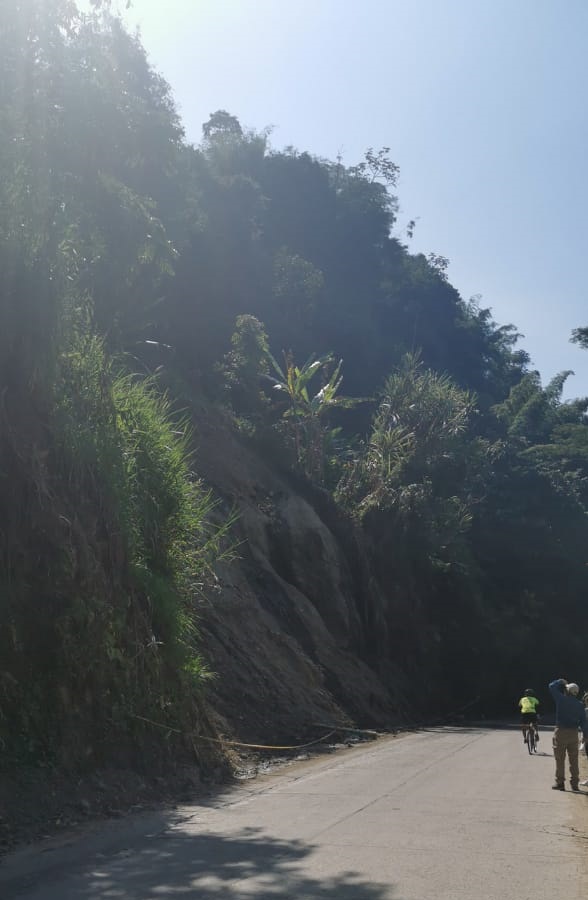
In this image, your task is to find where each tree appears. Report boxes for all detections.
[221,314,270,420]
[339,352,478,551]
[349,147,400,190]
[0,0,228,766]
[571,326,588,349]
[203,109,244,140]
[266,351,357,482]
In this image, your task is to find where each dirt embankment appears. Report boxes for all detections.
[191,414,401,744]
[2,413,402,854]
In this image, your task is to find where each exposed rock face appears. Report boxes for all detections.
[193,417,399,742]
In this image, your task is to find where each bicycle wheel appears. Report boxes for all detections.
[526,728,535,754]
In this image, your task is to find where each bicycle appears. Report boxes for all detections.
[523,719,539,754]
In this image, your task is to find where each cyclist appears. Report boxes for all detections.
[518,688,540,745]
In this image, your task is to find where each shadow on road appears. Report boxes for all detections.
[2,811,403,900]
[67,824,398,900]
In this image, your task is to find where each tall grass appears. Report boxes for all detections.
[0,334,229,765]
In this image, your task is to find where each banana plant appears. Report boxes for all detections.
[266,351,358,481]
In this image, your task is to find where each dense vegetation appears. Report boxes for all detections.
[2,1,588,768]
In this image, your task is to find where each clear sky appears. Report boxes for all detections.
[117,0,588,397]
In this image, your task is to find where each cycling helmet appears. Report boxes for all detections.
[566,682,579,696]
[524,688,535,696]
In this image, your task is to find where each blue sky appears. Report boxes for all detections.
[120,0,588,397]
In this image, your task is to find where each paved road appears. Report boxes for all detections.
[2,726,588,899]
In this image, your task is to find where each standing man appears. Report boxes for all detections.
[548,678,588,791]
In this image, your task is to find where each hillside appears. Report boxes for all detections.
[3,1,588,847]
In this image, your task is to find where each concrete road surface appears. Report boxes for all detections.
[2,726,588,899]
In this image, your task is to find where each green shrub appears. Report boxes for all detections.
[0,335,229,764]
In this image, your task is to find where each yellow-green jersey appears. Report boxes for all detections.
[519,695,539,714]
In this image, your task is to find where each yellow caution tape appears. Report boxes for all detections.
[197,731,338,751]
[131,713,338,751]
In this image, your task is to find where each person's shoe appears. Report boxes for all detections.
[552,783,565,791]
[571,784,580,792]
